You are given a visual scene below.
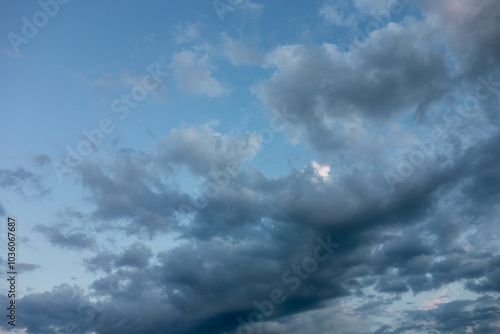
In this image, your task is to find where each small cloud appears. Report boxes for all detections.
[0,167,35,188]
[220,32,264,66]
[16,263,42,272]
[318,3,355,27]
[34,224,95,250]
[84,242,153,273]
[170,50,229,98]
[31,154,52,167]
[311,161,331,182]
[0,166,49,198]
[90,72,121,92]
[56,206,86,222]
[90,67,167,101]
[172,22,201,44]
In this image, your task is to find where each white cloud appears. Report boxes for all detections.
[310,161,331,183]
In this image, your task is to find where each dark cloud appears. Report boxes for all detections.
[16,263,42,272]
[419,0,500,77]
[38,117,495,333]
[76,156,189,236]
[84,242,153,273]
[27,121,494,334]
[0,284,94,334]
[466,255,500,293]
[253,18,451,151]
[34,224,96,250]
[0,167,35,187]
[31,153,52,167]
[73,125,263,237]
[0,166,49,197]
[398,296,500,334]
[12,1,500,333]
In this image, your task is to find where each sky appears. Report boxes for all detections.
[0,0,499,333]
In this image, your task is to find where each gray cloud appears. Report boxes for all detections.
[16,129,494,333]
[84,242,153,273]
[16,263,42,272]
[0,166,49,197]
[12,1,500,333]
[155,123,261,176]
[253,18,451,151]
[170,50,229,98]
[31,153,52,167]
[419,0,500,77]
[34,224,96,250]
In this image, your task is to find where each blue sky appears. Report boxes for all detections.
[1,0,500,333]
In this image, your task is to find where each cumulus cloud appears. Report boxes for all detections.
[22,125,494,332]
[155,122,261,176]
[10,1,500,333]
[71,124,262,237]
[253,19,452,151]
[418,0,500,76]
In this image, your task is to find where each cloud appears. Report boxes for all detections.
[172,22,201,45]
[170,50,229,98]
[318,2,356,27]
[72,124,261,237]
[0,167,48,197]
[34,224,96,250]
[11,1,500,333]
[31,154,51,167]
[11,133,500,332]
[465,255,500,293]
[398,296,500,333]
[220,32,264,66]
[84,242,153,273]
[0,167,36,188]
[353,0,399,12]
[155,123,261,176]
[310,161,331,183]
[29,125,493,332]
[253,19,451,151]
[89,68,167,101]
[75,157,187,236]
[418,0,500,77]
[0,284,94,334]
[16,263,42,272]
